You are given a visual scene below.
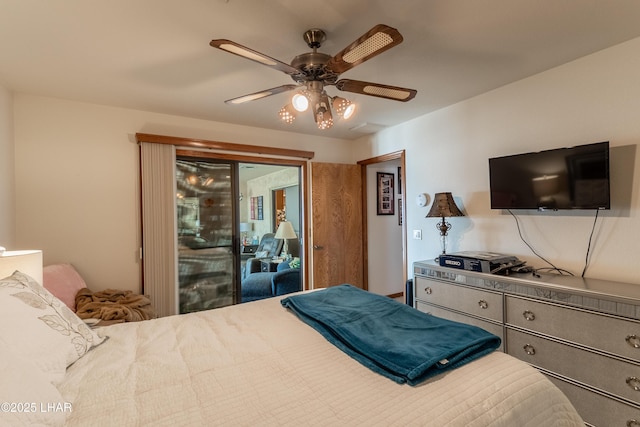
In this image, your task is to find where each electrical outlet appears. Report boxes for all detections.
[413,229,422,240]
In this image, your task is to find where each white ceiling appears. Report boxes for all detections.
[2,0,640,140]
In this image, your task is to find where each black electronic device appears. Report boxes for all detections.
[488,141,610,211]
[439,251,522,274]
[241,245,258,254]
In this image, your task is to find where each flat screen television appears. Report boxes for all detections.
[489,141,610,210]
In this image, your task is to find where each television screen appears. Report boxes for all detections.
[489,141,610,210]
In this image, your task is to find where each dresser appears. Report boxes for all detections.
[413,260,640,427]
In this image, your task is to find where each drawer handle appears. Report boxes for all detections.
[626,377,640,391]
[478,300,488,309]
[523,344,536,356]
[628,420,640,427]
[626,335,640,348]
[522,310,536,321]
[424,287,433,295]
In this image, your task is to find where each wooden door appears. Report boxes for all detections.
[273,189,285,230]
[310,162,363,288]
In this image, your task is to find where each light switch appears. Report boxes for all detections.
[413,229,422,240]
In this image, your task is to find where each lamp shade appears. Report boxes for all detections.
[0,250,43,285]
[426,192,465,218]
[239,222,252,233]
[274,221,297,239]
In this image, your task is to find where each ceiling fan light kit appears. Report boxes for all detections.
[313,92,333,129]
[291,93,309,112]
[210,24,417,130]
[332,97,355,120]
[278,104,297,124]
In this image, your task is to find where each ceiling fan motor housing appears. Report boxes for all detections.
[290,52,338,84]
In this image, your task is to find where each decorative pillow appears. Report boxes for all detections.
[43,263,87,311]
[0,271,106,385]
[0,340,67,426]
[288,257,300,269]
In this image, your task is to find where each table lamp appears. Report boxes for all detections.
[274,221,297,259]
[239,222,252,244]
[426,192,465,256]
[0,249,43,284]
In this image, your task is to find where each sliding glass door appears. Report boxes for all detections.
[174,155,303,313]
[139,136,310,317]
[176,157,236,313]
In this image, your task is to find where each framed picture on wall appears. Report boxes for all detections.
[398,198,403,226]
[250,197,256,220]
[377,172,394,215]
[257,196,264,220]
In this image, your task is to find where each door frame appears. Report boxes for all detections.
[178,149,309,296]
[357,150,407,298]
[136,133,314,302]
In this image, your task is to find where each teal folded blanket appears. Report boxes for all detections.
[281,285,501,386]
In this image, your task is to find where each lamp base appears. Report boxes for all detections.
[439,232,448,256]
[281,241,290,260]
[436,216,452,255]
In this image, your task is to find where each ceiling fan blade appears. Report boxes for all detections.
[225,84,299,105]
[335,79,417,102]
[210,39,300,75]
[326,24,404,74]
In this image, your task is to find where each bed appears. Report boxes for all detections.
[1,271,583,426]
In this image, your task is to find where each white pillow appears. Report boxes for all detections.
[0,340,67,426]
[0,271,106,385]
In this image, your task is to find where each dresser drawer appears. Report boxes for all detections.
[415,277,503,322]
[505,295,640,362]
[507,328,640,405]
[416,301,504,351]
[547,374,640,427]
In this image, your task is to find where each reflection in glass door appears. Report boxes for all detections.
[176,158,236,313]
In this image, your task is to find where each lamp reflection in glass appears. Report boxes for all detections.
[186,174,214,186]
[274,221,297,259]
[426,192,465,256]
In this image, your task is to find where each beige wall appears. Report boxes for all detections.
[12,96,352,292]
[353,36,640,285]
[366,161,404,296]
[0,85,14,248]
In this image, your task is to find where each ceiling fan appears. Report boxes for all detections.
[210,24,417,129]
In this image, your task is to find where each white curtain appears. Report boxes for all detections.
[140,142,177,317]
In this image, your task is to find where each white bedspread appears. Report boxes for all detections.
[59,295,583,426]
